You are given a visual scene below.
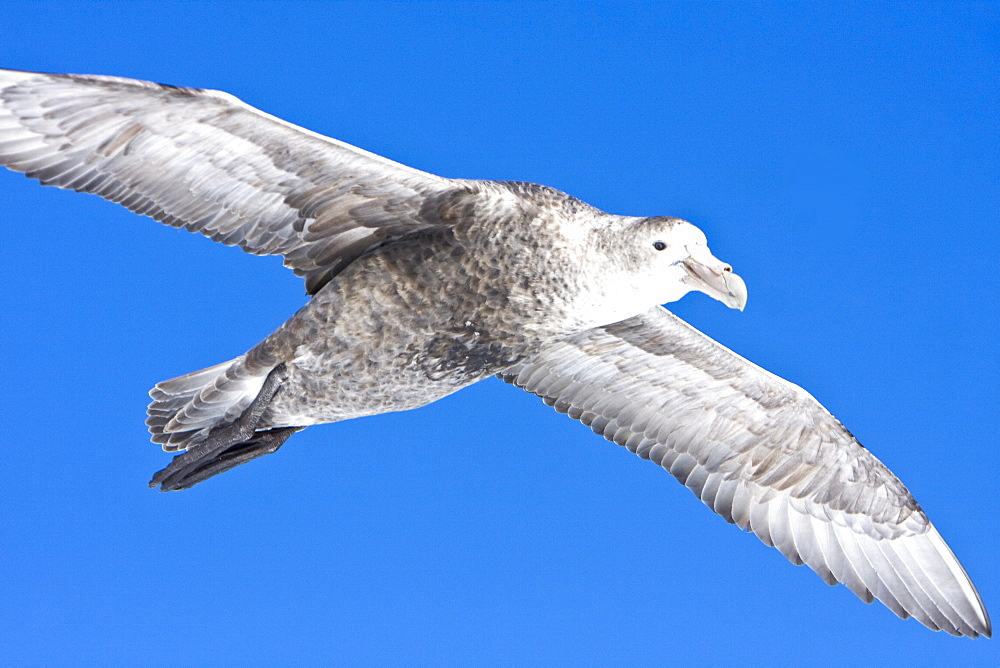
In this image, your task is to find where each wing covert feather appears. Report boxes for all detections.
[501,306,990,637]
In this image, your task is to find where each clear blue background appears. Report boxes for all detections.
[1,2,997,665]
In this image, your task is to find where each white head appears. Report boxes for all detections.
[576,215,748,327]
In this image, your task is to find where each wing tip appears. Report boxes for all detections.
[923,525,992,638]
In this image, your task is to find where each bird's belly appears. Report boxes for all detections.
[251,236,551,428]
[262,326,528,427]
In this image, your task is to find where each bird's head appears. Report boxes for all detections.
[633,216,747,311]
[581,216,747,326]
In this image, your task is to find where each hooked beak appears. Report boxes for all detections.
[682,248,748,311]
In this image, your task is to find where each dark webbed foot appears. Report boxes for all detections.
[152,426,304,491]
[149,363,304,491]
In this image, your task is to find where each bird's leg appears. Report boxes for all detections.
[149,363,301,491]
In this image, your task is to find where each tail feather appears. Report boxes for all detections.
[147,356,269,452]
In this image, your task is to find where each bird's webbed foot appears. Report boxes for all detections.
[149,363,304,491]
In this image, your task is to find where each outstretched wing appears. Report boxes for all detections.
[500,306,990,637]
[0,69,463,294]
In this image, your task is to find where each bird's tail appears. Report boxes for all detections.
[146,356,271,452]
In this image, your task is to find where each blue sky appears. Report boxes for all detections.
[1,2,997,665]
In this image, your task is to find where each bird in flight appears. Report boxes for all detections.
[0,69,989,638]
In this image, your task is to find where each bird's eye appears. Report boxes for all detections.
[652,241,667,251]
